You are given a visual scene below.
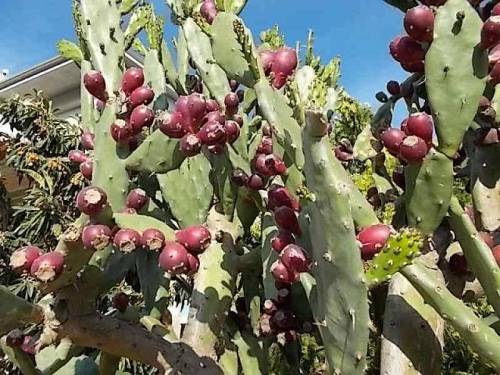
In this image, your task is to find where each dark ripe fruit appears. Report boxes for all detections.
[21,336,36,355]
[493,3,500,16]
[480,232,495,249]
[390,36,425,64]
[180,133,202,157]
[381,128,406,156]
[79,160,93,180]
[492,245,500,266]
[271,72,289,89]
[488,44,500,67]
[274,206,301,236]
[231,168,249,186]
[357,224,392,260]
[449,253,468,275]
[186,253,200,275]
[481,16,500,49]
[280,244,311,273]
[113,229,141,253]
[259,50,275,74]
[82,224,112,251]
[121,67,144,96]
[126,188,149,210]
[129,86,155,109]
[175,225,211,254]
[83,70,107,102]
[253,154,272,175]
[490,61,500,85]
[95,98,105,111]
[204,111,225,125]
[68,150,88,165]
[264,154,287,176]
[392,166,406,190]
[270,260,299,284]
[224,120,240,144]
[159,111,186,138]
[206,99,220,113]
[76,186,107,215]
[247,174,264,190]
[81,131,95,150]
[10,246,43,273]
[376,91,388,103]
[268,185,300,212]
[111,119,133,144]
[112,292,129,312]
[236,89,244,103]
[399,135,429,163]
[273,47,298,77]
[228,79,239,92]
[478,96,491,111]
[200,0,217,24]
[30,251,64,282]
[401,60,425,73]
[263,299,278,315]
[406,112,433,143]
[257,136,273,155]
[276,288,291,304]
[159,241,189,274]
[262,123,273,136]
[272,309,296,330]
[232,113,244,127]
[259,313,274,336]
[386,80,401,96]
[197,120,226,145]
[334,146,354,162]
[207,144,225,154]
[400,118,409,135]
[272,231,295,253]
[6,329,24,348]
[224,92,240,111]
[130,105,155,133]
[404,5,434,43]
[175,94,207,132]
[141,228,165,251]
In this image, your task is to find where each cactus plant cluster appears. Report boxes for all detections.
[1,0,500,373]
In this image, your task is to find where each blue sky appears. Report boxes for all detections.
[0,0,408,114]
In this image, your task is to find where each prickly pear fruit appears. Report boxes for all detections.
[111,119,133,144]
[206,99,220,112]
[79,160,93,180]
[175,225,211,255]
[224,92,240,116]
[21,336,36,355]
[274,206,301,236]
[175,94,207,132]
[265,154,287,175]
[76,186,107,216]
[381,128,406,156]
[6,329,24,348]
[480,232,495,249]
[386,80,401,95]
[257,136,273,155]
[272,309,296,330]
[112,292,129,312]
[399,135,428,163]
[357,224,392,260]
[259,50,275,74]
[197,120,226,145]
[489,61,500,85]
[160,112,186,139]
[200,0,217,24]
[82,224,112,251]
[126,188,149,210]
[406,112,433,144]
[10,246,43,273]
[122,67,144,96]
[68,150,88,164]
[389,35,425,64]
[233,113,244,126]
[272,47,298,78]
[280,244,311,272]
[401,60,425,73]
[159,241,190,274]
[180,133,202,156]
[113,229,141,253]
[130,105,155,133]
[404,5,434,43]
[186,253,200,275]
[231,168,249,186]
[270,260,299,284]
[449,253,468,275]
[204,111,225,126]
[272,231,295,253]
[81,131,95,150]
[481,16,500,49]
[268,185,300,212]
[129,86,155,109]
[492,245,500,266]
[83,70,107,102]
[247,174,264,190]
[224,120,240,144]
[30,251,64,282]
[141,229,165,252]
[263,299,278,315]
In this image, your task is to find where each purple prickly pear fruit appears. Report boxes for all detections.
[79,160,93,180]
[449,253,468,275]
[268,185,300,212]
[159,241,190,274]
[81,131,95,150]
[264,154,287,176]
[112,292,129,312]
[386,80,401,96]
[126,188,149,210]
[389,36,425,64]
[113,228,141,253]
[230,168,249,187]
[83,70,107,102]
[68,150,88,165]
[404,5,434,43]
[422,0,446,5]
[492,3,500,16]
[257,136,273,155]
[381,128,406,156]
[492,245,500,266]
[207,143,225,154]
[232,113,244,127]
[141,229,165,251]
[229,79,239,92]
[236,89,244,102]
[6,329,24,348]
[224,92,239,116]
[186,253,200,275]
[130,105,155,133]
[206,99,220,113]
[200,0,217,24]
[272,47,298,78]
[253,154,271,176]
[272,309,296,330]
[111,119,133,144]
[159,111,186,139]
[10,246,43,273]
[30,251,64,282]
[21,336,36,355]
[274,206,301,236]
[479,232,495,249]
[121,67,144,96]
[357,224,392,260]
[270,260,299,284]
[272,231,295,253]
[399,135,429,163]
[180,133,202,157]
[224,120,240,144]
[401,60,425,73]
[263,299,278,315]
[280,244,311,273]
[175,225,212,254]
[259,50,275,74]
[204,111,225,125]
[406,112,434,144]
[400,118,410,135]
[271,72,289,89]
[247,174,264,190]
[262,123,273,136]
[129,86,155,109]
[392,166,406,190]
[490,61,500,85]
[335,145,354,162]
[197,120,226,145]
[175,94,207,132]
[76,186,107,215]
[481,16,500,49]
[82,224,112,251]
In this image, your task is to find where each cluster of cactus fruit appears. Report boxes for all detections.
[1,0,500,373]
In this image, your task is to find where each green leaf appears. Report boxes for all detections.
[57,40,83,64]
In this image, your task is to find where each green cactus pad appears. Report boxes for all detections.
[113,213,175,240]
[57,40,83,64]
[80,60,95,132]
[144,49,171,111]
[119,0,139,15]
[209,152,238,219]
[1,338,39,375]
[223,0,248,14]
[425,0,488,158]
[366,228,423,289]
[353,125,379,161]
[124,5,150,50]
[0,286,42,335]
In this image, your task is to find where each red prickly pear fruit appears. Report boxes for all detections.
[121,67,144,96]
[253,154,271,175]
[113,229,141,253]
[159,241,190,274]
[479,232,495,249]
[200,0,217,24]
[280,244,311,273]
[206,99,220,113]
[160,112,186,139]
[76,186,107,215]
[386,80,401,96]
[204,111,225,125]
[10,246,43,273]
[197,120,226,145]
[30,251,64,282]
[272,231,295,253]
[224,92,240,116]
[224,120,240,144]
[229,79,239,92]
[6,329,24,348]
[175,225,212,254]
[449,253,468,275]
[79,160,93,180]
[404,5,435,43]
[232,113,244,127]
[392,166,406,190]
[268,185,300,212]
[272,309,296,330]
[399,135,429,163]
[141,229,165,251]
[271,72,289,89]
[262,123,273,136]
[400,118,410,135]
[381,128,407,156]
[273,47,298,77]
[274,206,301,236]
[492,245,500,266]
[81,131,95,150]
[389,36,425,64]
[357,224,392,260]
[82,224,112,251]
[207,143,225,154]
[270,260,299,284]
[265,154,287,176]
[263,299,278,315]
[111,119,133,144]
[259,50,275,74]
[186,253,200,275]
[129,86,155,109]
[401,60,425,73]
[130,105,155,133]
[126,188,149,210]
[112,292,129,312]
[492,3,500,16]
[231,168,249,186]
[489,61,500,85]
[180,133,202,157]
[247,174,264,190]
[481,16,500,50]
[68,150,88,165]
[257,136,273,155]
[21,336,36,355]
[421,0,446,5]
[406,112,433,144]
[83,70,107,102]
[175,94,207,132]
